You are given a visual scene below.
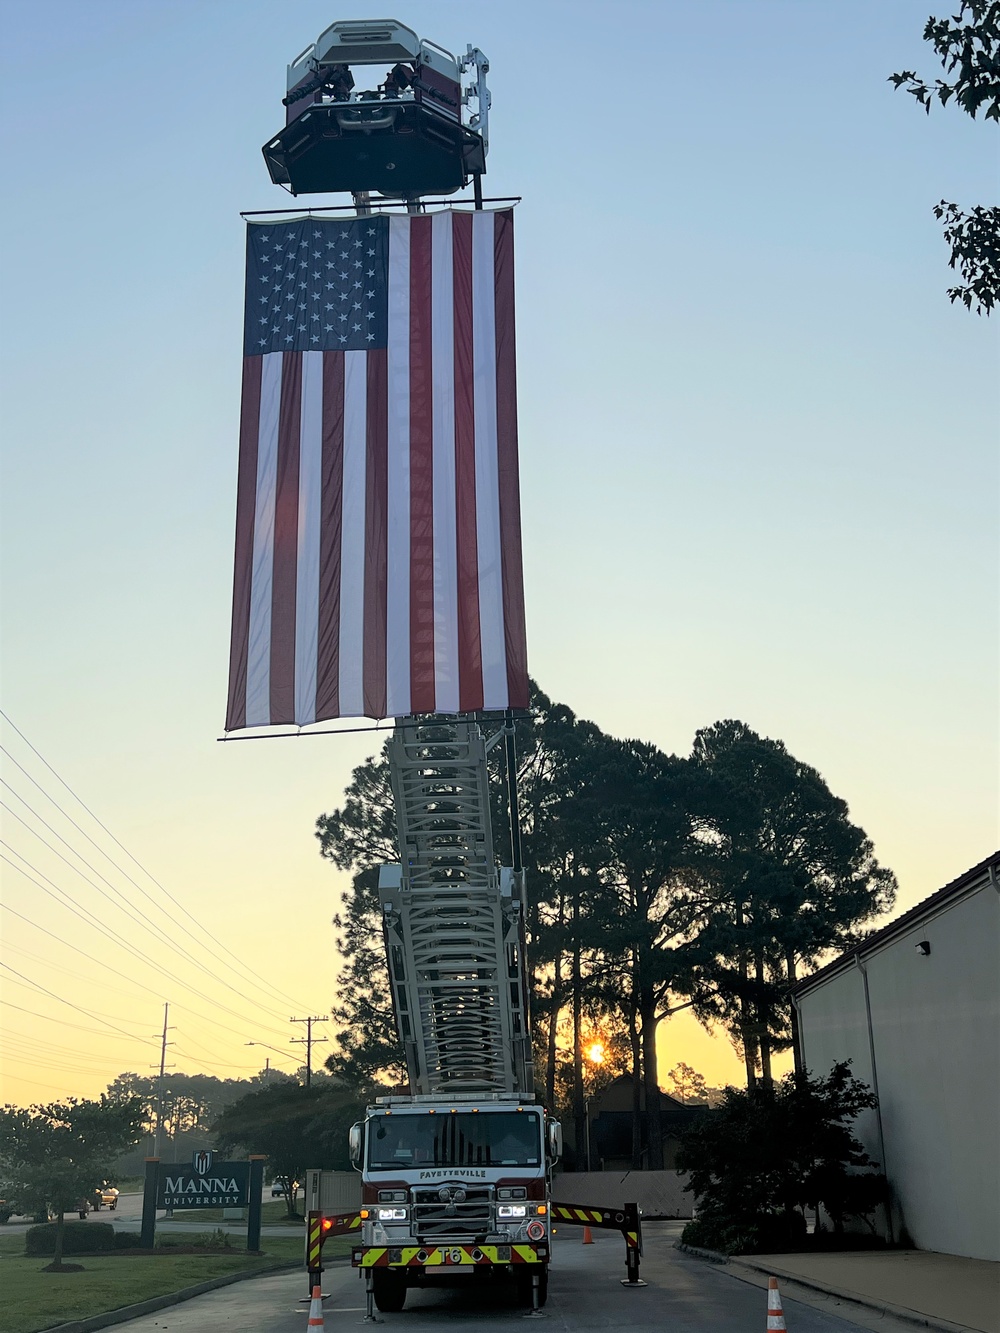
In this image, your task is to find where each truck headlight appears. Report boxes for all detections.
[497,1204,526,1219]
[377,1207,408,1221]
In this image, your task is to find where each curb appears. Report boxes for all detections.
[726,1257,980,1333]
[39,1261,301,1333]
[674,1241,729,1264]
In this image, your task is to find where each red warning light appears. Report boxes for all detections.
[321,1219,333,1231]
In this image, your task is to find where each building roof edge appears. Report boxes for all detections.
[791,850,999,997]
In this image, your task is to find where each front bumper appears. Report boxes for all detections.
[354,1242,547,1269]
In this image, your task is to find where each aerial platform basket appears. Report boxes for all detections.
[262,18,490,198]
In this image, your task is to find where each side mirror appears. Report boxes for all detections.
[349,1121,363,1168]
[547,1120,562,1162]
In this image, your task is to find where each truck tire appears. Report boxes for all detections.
[517,1269,548,1308]
[372,1271,407,1313]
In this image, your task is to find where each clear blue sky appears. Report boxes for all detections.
[1,1,996,1101]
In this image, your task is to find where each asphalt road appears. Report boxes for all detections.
[111,1221,920,1333]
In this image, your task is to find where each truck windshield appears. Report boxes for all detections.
[367,1113,541,1170]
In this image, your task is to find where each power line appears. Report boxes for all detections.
[0,937,162,1002]
[0,1072,84,1097]
[0,962,160,1044]
[1,890,305,1066]
[1,790,295,1027]
[0,712,313,1011]
[0,851,292,1042]
[0,898,286,1049]
[1,998,160,1041]
[0,744,311,1016]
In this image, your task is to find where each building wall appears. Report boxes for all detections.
[796,881,999,1261]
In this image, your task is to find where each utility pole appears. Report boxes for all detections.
[290,1016,328,1087]
[150,1002,175,1156]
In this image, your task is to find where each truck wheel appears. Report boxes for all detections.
[372,1271,407,1313]
[517,1269,548,1308]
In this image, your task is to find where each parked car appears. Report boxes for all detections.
[76,1198,91,1219]
[270,1180,299,1198]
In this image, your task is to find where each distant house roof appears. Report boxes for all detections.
[792,851,999,1000]
[591,1072,690,1112]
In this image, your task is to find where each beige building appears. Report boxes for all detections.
[793,852,999,1261]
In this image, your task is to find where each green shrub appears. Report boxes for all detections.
[676,1063,886,1254]
[191,1228,235,1251]
[113,1230,143,1249]
[25,1222,116,1256]
[681,1210,807,1255]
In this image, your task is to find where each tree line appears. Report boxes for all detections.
[316,684,896,1169]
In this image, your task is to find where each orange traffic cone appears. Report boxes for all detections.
[582,1225,594,1244]
[766,1276,786,1332]
[307,1284,325,1329]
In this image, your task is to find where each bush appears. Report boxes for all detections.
[26,1222,116,1256]
[682,1210,807,1255]
[676,1062,887,1255]
[113,1231,143,1249]
[191,1228,236,1251]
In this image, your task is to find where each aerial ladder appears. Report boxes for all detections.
[379,718,533,1098]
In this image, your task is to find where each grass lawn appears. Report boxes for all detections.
[0,1231,353,1333]
[168,1200,303,1225]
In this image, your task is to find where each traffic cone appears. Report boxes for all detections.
[307,1284,325,1329]
[766,1276,786,1332]
[582,1225,594,1244]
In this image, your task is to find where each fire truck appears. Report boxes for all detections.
[346,719,560,1312]
[259,19,561,1315]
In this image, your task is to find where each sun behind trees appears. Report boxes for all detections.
[315,683,896,1170]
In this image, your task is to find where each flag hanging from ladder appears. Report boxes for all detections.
[226,208,528,728]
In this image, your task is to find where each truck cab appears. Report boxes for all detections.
[351,1096,560,1310]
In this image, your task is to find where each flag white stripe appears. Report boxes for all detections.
[431,211,459,712]
[245,352,282,726]
[471,212,506,706]
[339,351,367,718]
[386,217,411,718]
[294,350,323,725]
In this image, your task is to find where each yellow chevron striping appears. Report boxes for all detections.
[361,1248,387,1268]
[573,1209,589,1221]
[513,1246,542,1264]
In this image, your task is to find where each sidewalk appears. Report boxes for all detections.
[731,1250,999,1333]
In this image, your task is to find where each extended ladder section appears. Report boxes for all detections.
[379,718,533,1097]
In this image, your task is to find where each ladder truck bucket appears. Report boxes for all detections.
[262,18,489,198]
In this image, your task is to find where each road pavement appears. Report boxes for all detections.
[111,1221,930,1333]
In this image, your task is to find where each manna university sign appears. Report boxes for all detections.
[141,1151,266,1252]
[155,1150,250,1208]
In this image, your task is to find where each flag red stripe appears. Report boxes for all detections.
[315,351,344,721]
[270,350,302,724]
[226,356,262,731]
[452,212,483,712]
[494,210,528,707]
[409,216,436,713]
[364,349,388,719]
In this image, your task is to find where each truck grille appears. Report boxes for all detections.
[412,1185,493,1240]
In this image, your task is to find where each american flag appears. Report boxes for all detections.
[226,208,528,729]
